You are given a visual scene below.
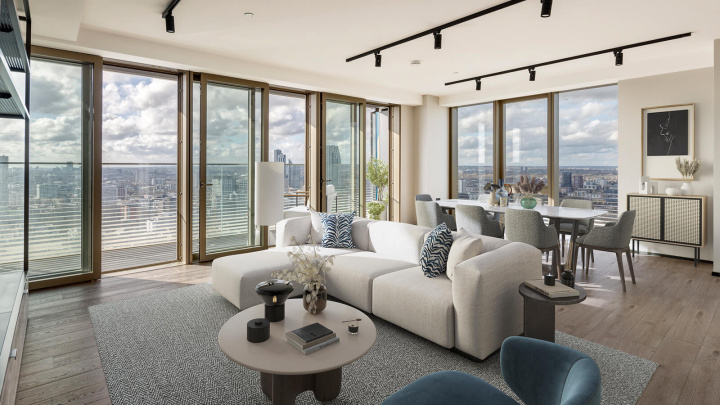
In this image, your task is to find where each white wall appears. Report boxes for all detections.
[714,40,720,272]
[400,105,417,224]
[618,68,715,260]
[399,96,450,225]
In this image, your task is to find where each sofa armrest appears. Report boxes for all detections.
[276,216,312,248]
[452,242,541,360]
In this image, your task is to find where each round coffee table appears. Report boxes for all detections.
[218,299,376,405]
[518,283,586,342]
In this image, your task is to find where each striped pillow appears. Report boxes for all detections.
[319,212,356,249]
[420,223,454,278]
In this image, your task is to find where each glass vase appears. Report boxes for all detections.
[520,197,537,209]
[303,283,328,314]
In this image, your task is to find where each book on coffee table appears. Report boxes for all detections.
[287,336,340,355]
[523,279,580,298]
[286,322,338,353]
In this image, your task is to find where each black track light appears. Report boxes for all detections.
[529,68,536,81]
[614,50,624,66]
[434,31,442,50]
[165,14,175,33]
[375,52,382,68]
[475,79,482,91]
[541,0,553,18]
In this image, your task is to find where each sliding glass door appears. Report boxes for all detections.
[365,105,389,213]
[198,74,267,261]
[321,94,365,215]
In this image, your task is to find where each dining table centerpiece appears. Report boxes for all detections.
[513,176,546,209]
[272,237,334,314]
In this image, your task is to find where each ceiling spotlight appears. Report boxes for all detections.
[434,31,442,50]
[541,0,553,18]
[165,14,175,33]
[244,12,254,18]
[475,79,482,91]
[375,52,382,68]
[614,50,624,66]
[529,67,536,81]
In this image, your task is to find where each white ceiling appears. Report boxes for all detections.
[28,0,720,105]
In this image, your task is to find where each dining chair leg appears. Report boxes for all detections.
[551,248,558,278]
[572,244,581,275]
[625,250,636,284]
[616,251,627,292]
[584,248,591,275]
[581,248,586,270]
[590,249,594,263]
[561,235,565,258]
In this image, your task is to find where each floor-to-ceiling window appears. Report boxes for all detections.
[502,96,550,203]
[268,91,307,211]
[26,56,96,282]
[451,103,494,200]
[557,85,618,222]
[365,105,389,215]
[101,68,179,271]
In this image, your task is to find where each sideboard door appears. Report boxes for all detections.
[628,195,662,241]
[664,198,702,246]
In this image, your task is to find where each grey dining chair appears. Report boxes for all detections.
[455,204,504,238]
[555,199,595,261]
[505,209,561,277]
[415,194,433,201]
[573,210,637,292]
[415,201,457,231]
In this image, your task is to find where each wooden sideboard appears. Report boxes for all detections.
[627,193,707,267]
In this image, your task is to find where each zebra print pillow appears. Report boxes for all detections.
[420,223,454,278]
[319,212,356,249]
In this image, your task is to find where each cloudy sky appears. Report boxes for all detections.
[457,85,618,168]
[269,92,306,164]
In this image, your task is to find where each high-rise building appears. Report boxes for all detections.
[37,184,60,199]
[274,149,286,163]
[0,155,8,207]
[327,145,341,187]
[561,171,572,188]
[572,175,584,191]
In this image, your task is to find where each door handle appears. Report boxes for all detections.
[201,182,214,187]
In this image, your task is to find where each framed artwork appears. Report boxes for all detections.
[642,103,695,180]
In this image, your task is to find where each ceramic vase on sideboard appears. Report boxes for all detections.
[681,182,693,196]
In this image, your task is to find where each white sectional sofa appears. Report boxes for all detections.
[212,216,541,360]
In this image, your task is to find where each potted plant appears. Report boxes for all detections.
[513,176,546,209]
[366,157,389,220]
[272,237,334,314]
[675,157,701,196]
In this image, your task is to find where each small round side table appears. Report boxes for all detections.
[518,283,586,342]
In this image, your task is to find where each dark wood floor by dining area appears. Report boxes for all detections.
[11,251,720,405]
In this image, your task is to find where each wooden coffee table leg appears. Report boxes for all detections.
[312,368,342,401]
[523,298,556,342]
[259,369,342,404]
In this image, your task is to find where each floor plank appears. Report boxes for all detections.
[8,254,720,405]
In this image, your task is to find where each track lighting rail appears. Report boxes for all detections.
[346,0,527,63]
[446,32,692,87]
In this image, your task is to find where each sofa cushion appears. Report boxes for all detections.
[351,217,373,252]
[325,252,417,312]
[372,267,455,348]
[212,246,360,309]
[310,210,323,244]
[368,221,431,264]
[420,223,453,278]
[446,229,484,282]
[320,212,356,248]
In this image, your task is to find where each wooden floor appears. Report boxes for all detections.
[12,252,720,404]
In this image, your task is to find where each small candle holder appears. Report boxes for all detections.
[343,318,361,335]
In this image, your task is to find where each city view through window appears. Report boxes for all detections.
[457,86,618,223]
[269,91,307,211]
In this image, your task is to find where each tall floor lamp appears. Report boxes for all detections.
[255,162,285,245]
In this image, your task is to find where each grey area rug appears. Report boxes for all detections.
[89,283,657,405]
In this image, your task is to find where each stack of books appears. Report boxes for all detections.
[523,279,580,298]
[286,322,339,354]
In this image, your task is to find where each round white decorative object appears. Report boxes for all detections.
[666,187,681,196]
[680,182,693,196]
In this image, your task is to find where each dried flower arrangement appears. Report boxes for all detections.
[675,157,701,179]
[513,176,546,199]
[271,237,334,314]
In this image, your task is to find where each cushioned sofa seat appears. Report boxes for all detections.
[372,268,455,348]
[212,247,360,309]
[325,252,418,312]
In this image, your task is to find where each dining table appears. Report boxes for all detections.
[436,199,608,272]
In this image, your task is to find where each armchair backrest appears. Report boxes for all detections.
[415,200,442,229]
[613,209,636,247]
[415,194,433,201]
[505,208,557,250]
[501,336,601,405]
[455,204,501,238]
[560,198,594,227]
